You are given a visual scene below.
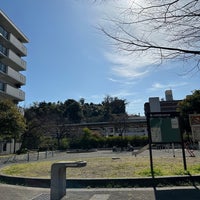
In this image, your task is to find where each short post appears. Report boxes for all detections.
[45,150,48,158]
[172,143,175,157]
[27,151,30,162]
[50,161,87,200]
[37,150,39,160]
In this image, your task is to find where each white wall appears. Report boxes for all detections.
[0,139,21,154]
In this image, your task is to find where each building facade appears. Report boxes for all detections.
[0,10,28,154]
[144,90,181,114]
[51,116,147,138]
[0,10,28,104]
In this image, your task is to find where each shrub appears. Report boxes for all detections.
[59,138,69,150]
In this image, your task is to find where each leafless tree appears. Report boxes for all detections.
[100,0,200,72]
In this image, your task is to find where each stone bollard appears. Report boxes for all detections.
[50,160,87,200]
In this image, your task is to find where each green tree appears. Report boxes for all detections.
[178,90,200,137]
[0,100,26,153]
[110,97,126,114]
[63,99,83,123]
[102,95,127,121]
[82,102,104,122]
[79,128,101,149]
[178,90,200,116]
[24,101,66,150]
[23,97,128,149]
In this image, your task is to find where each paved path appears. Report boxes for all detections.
[0,184,200,200]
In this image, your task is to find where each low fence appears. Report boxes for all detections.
[0,150,54,165]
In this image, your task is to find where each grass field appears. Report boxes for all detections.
[1,153,200,178]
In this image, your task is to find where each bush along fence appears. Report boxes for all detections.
[68,135,148,150]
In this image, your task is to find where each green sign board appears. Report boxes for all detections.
[150,117,181,143]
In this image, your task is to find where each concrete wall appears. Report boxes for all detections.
[0,139,21,154]
[9,33,27,56]
[6,84,25,101]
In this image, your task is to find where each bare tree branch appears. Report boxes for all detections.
[100,0,200,70]
[100,26,200,55]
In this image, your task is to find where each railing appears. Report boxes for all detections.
[0,150,54,165]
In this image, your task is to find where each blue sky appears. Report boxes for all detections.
[1,0,200,115]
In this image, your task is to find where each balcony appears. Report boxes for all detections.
[9,33,27,56]
[0,33,27,56]
[0,49,26,71]
[0,83,25,101]
[0,11,29,44]
[0,66,26,85]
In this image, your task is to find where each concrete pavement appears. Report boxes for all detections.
[0,184,200,200]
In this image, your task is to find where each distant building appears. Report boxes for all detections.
[160,100,181,113]
[48,116,147,138]
[144,90,182,114]
[0,10,28,104]
[0,139,21,155]
[165,90,173,101]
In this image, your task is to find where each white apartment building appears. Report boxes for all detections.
[0,10,28,154]
[0,10,28,104]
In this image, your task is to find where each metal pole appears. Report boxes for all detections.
[179,116,187,171]
[27,151,30,162]
[181,141,187,171]
[147,113,154,178]
[172,143,175,157]
[37,151,39,160]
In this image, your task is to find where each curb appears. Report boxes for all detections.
[0,174,200,188]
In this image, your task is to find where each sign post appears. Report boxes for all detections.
[147,112,187,176]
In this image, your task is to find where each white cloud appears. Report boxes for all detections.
[108,77,136,85]
[149,82,188,91]
[90,1,166,79]
[93,0,195,80]
[110,90,134,98]
[85,90,133,104]
[105,51,154,78]
[111,65,148,78]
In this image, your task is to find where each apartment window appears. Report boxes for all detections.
[0,25,9,39]
[3,143,7,152]
[0,62,7,73]
[0,44,7,55]
[0,82,5,91]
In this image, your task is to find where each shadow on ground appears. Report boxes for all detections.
[154,187,200,200]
